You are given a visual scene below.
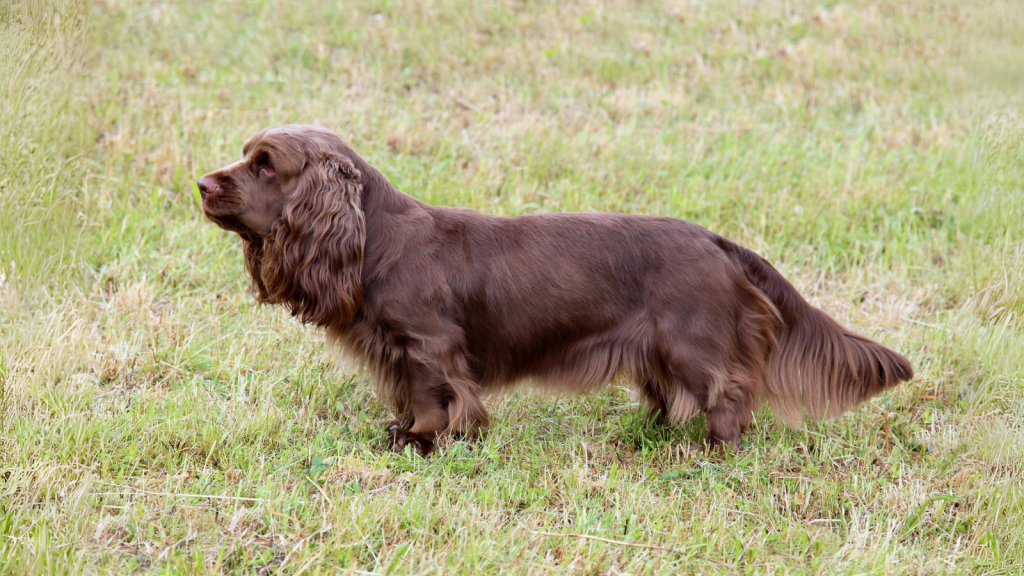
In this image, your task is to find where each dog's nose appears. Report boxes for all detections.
[197,177,218,200]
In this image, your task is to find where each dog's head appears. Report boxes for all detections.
[198,124,358,239]
[198,125,366,326]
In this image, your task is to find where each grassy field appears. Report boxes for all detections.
[2,0,1023,573]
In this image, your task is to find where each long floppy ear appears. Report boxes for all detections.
[256,151,366,326]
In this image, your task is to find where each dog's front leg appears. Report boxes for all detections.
[387,381,445,457]
[386,359,487,456]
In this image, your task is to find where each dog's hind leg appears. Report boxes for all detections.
[638,378,670,424]
[651,324,756,451]
[647,368,754,451]
[637,377,700,426]
[701,368,756,450]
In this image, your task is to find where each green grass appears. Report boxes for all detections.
[2,0,1023,573]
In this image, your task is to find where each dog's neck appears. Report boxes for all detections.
[349,156,428,225]
[344,156,433,286]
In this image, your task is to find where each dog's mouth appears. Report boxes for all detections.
[203,209,262,243]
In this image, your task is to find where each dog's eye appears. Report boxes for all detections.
[260,166,275,177]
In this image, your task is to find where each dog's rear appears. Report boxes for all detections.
[708,233,914,426]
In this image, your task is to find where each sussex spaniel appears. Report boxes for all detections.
[198,124,913,455]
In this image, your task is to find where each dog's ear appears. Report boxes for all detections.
[257,151,365,326]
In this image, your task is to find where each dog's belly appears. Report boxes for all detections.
[464,304,656,393]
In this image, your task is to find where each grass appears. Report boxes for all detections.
[2,0,1023,573]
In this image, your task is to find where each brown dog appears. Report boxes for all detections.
[198,124,913,455]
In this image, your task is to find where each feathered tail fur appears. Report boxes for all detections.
[710,234,914,425]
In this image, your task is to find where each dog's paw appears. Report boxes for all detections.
[699,438,741,456]
[387,426,435,457]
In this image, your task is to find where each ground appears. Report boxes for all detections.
[2,0,1023,574]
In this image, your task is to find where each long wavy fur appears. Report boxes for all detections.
[245,152,365,327]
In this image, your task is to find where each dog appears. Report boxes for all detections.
[198,124,913,455]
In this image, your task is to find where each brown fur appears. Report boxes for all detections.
[198,124,914,455]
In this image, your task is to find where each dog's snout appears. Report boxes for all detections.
[197,176,219,200]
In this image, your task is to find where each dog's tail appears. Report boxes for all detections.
[710,233,914,425]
